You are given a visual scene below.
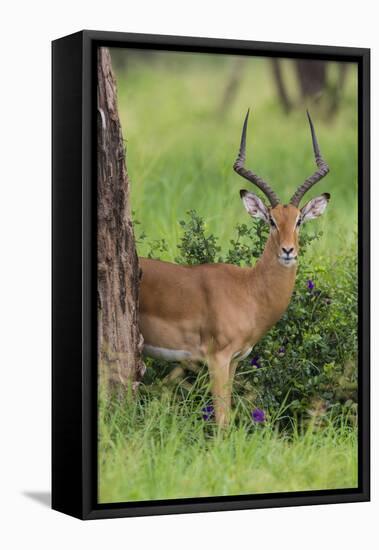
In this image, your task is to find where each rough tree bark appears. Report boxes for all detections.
[97,47,145,390]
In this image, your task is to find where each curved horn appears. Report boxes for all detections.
[233,110,280,208]
[290,111,330,207]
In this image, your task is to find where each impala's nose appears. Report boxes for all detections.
[282,247,294,256]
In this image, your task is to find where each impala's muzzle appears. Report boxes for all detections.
[278,246,298,267]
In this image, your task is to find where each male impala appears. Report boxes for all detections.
[139,111,330,427]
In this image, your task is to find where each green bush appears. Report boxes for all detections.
[175,209,221,264]
[242,250,358,426]
[138,210,358,427]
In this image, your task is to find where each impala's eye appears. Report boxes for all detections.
[269,218,276,228]
[296,218,302,227]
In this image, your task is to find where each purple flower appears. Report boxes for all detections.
[307,279,315,291]
[278,346,285,355]
[250,355,261,368]
[202,405,214,421]
[251,408,265,423]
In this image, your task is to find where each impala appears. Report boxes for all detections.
[139,111,330,427]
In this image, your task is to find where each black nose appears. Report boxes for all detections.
[282,247,294,256]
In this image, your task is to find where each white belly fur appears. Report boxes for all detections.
[232,346,253,362]
[143,345,192,362]
[144,345,253,363]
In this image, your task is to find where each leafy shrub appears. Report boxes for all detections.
[242,251,358,426]
[139,209,358,427]
[175,209,221,264]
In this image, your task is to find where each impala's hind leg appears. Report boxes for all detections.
[207,352,233,428]
[227,359,239,417]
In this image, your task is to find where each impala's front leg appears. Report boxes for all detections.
[207,352,233,428]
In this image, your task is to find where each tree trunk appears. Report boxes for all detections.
[294,60,327,100]
[218,57,247,116]
[271,59,293,114]
[97,47,145,390]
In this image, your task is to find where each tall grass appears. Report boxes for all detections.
[98,390,358,503]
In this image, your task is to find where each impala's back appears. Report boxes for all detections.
[138,257,254,363]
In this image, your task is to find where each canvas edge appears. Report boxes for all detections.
[52,30,370,520]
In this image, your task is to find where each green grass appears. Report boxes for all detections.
[112,51,358,262]
[98,51,359,504]
[98,391,358,503]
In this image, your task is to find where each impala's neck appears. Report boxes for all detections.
[249,233,297,326]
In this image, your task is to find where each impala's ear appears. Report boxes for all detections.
[300,193,330,222]
[240,190,269,223]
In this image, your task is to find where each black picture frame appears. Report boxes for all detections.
[52,30,370,520]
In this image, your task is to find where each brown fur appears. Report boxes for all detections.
[139,204,302,426]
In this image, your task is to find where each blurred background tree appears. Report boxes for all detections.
[272,59,349,117]
[219,57,349,118]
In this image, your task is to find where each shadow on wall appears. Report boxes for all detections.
[22,491,51,508]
